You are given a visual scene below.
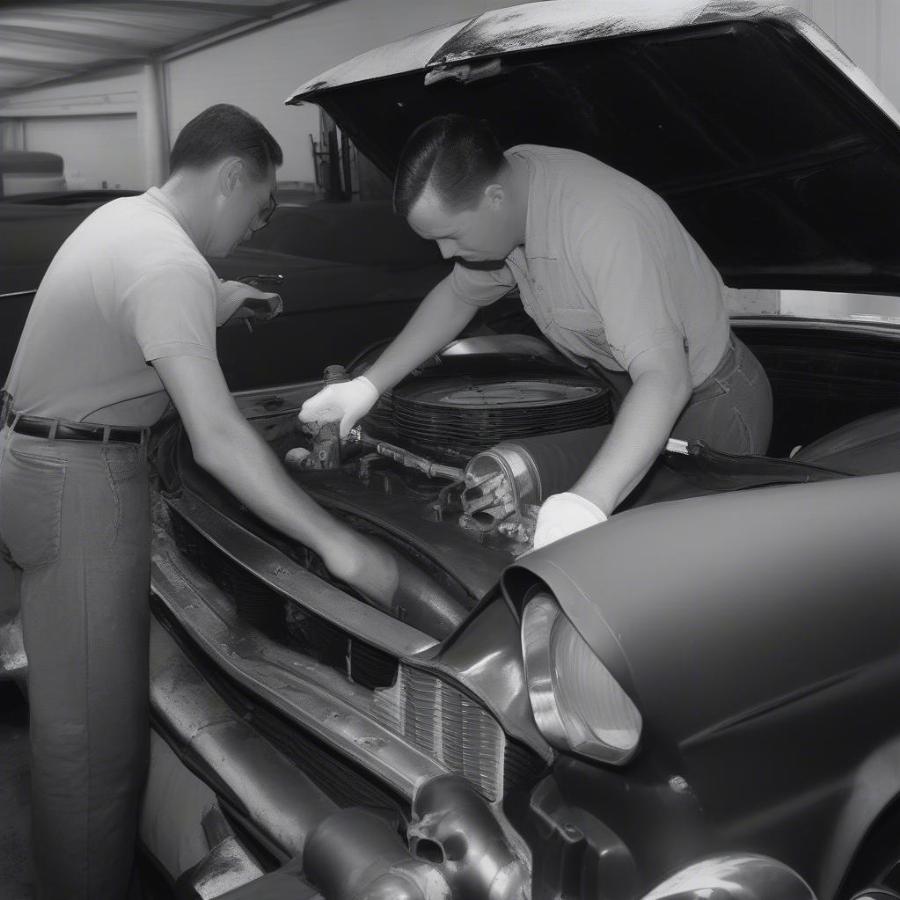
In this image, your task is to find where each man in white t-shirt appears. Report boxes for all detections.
[0,104,448,899]
[300,115,772,549]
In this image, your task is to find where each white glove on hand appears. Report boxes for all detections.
[217,281,283,326]
[531,492,608,551]
[298,375,379,438]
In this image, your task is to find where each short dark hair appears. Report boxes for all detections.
[393,114,505,216]
[169,103,283,180]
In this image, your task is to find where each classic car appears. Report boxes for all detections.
[6,2,900,899]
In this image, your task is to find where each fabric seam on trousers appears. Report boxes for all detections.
[102,450,122,551]
[733,404,752,453]
[81,538,92,898]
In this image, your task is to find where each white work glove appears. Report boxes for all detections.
[217,280,283,327]
[298,375,379,438]
[531,492,608,551]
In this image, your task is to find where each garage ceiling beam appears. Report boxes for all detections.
[0,57,78,73]
[0,1,264,15]
[0,0,342,96]
[0,25,157,56]
[100,1,270,15]
[160,0,338,60]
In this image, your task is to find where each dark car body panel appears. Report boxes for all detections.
[503,472,900,896]
[210,246,448,390]
[734,319,900,455]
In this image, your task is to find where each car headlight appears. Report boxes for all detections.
[521,591,641,764]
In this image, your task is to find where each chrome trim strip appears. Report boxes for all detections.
[164,490,437,658]
[151,532,446,799]
[731,314,900,338]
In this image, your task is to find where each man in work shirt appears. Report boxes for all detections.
[0,103,445,899]
[300,114,773,550]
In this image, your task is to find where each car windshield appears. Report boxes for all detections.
[724,287,900,326]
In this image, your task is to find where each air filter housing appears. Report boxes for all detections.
[369,375,612,462]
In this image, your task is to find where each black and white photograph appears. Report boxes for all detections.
[1,1,899,898]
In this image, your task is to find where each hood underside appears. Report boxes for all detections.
[288,1,900,294]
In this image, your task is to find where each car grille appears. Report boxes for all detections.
[373,665,505,801]
[163,503,545,802]
[167,506,398,690]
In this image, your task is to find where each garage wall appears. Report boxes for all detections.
[24,114,141,189]
[0,66,142,119]
[164,0,525,187]
[0,65,148,189]
[1,1,899,192]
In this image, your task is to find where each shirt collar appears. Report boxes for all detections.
[145,186,192,237]
[505,146,552,260]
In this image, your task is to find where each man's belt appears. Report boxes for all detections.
[5,409,148,446]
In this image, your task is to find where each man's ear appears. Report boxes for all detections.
[483,182,505,210]
[217,157,244,198]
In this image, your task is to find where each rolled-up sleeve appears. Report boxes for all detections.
[578,218,686,371]
[120,264,218,362]
[447,261,516,307]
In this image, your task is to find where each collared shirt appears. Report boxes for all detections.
[5,188,238,427]
[447,144,730,387]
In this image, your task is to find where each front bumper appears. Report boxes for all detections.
[146,612,528,899]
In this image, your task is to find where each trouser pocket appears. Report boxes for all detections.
[0,445,67,570]
[100,444,148,552]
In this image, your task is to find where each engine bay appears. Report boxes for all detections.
[255,333,804,602]
[161,332,889,640]
[299,379,614,543]
[278,340,614,545]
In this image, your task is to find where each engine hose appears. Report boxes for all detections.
[498,425,613,501]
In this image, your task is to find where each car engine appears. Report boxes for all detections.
[280,341,617,565]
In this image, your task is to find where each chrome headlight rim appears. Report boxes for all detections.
[640,853,816,900]
[521,590,641,765]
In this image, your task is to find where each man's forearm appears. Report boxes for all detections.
[194,418,342,556]
[573,371,690,513]
[364,280,478,394]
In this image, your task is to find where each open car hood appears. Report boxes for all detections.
[288,1,900,294]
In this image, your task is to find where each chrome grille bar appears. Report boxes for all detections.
[373,666,505,801]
